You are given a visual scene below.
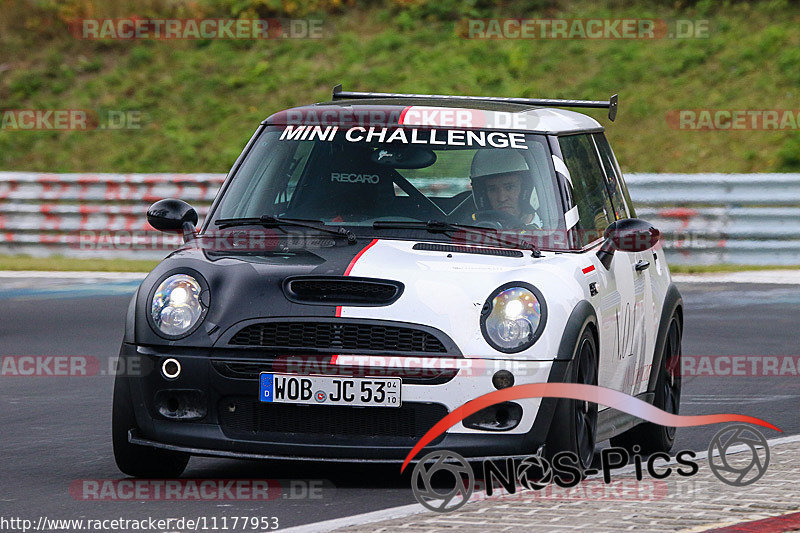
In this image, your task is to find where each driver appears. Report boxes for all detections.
[469,148,542,228]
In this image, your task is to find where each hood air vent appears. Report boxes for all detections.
[283,276,404,306]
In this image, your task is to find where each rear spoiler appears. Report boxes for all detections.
[332,84,618,122]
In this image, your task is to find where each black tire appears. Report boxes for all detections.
[610,315,682,455]
[112,373,190,478]
[545,327,598,474]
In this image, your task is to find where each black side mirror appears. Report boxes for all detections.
[147,198,198,242]
[597,218,661,269]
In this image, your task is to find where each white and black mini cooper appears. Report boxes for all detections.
[113,87,683,477]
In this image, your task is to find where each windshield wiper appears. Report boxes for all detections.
[372,220,540,257]
[215,215,358,245]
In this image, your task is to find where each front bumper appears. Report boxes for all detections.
[120,343,570,461]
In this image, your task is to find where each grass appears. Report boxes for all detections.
[669,264,800,274]
[1,1,800,173]
[0,255,159,272]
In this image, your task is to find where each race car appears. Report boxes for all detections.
[113,86,683,477]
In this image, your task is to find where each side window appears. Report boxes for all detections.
[218,133,289,219]
[593,133,631,219]
[559,134,614,246]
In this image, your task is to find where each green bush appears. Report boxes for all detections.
[777,133,800,171]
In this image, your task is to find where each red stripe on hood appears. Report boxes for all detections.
[336,238,379,317]
[344,239,378,276]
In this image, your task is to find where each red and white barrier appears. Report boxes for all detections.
[0,172,224,202]
[1,172,799,264]
[0,172,224,260]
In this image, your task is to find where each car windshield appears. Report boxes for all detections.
[210,125,569,249]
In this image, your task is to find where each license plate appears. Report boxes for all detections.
[259,373,401,407]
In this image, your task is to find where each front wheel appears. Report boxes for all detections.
[112,373,190,478]
[610,315,682,454]
[545,327,598,475]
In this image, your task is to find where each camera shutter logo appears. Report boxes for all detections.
[516,455,553,490]
[411,451,474,512]
[708,424,770,486]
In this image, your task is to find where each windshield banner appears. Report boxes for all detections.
[278,125,528,148]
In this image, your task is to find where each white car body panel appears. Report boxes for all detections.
[337,237,672,431]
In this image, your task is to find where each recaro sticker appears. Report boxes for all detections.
[330,172,380,184]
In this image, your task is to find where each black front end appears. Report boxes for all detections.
[117,245,560,462]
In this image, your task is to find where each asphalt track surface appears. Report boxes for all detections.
[1,278,798,529]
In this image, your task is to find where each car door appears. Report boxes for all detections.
[592,133,652,396]
[558,133,643,395]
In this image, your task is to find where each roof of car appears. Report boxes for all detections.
[262,97,605,134]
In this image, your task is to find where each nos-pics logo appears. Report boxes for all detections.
[410,424,770,513]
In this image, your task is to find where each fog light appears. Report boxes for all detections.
[154,389,207,421]
[161,358,181,380]
[492,370,515,390]
[463,402,522,431]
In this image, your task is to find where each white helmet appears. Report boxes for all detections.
[470,149,534,212]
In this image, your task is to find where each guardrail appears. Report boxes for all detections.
[0,172,798,265]
[628,174,800,265]
[0,173,223,260]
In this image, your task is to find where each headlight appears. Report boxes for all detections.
[150,273,206,338]
[480,283,547,353]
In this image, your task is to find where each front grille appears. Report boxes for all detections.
[218,398,447,443]
[284,277,403,305]
[228,321,448,353]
